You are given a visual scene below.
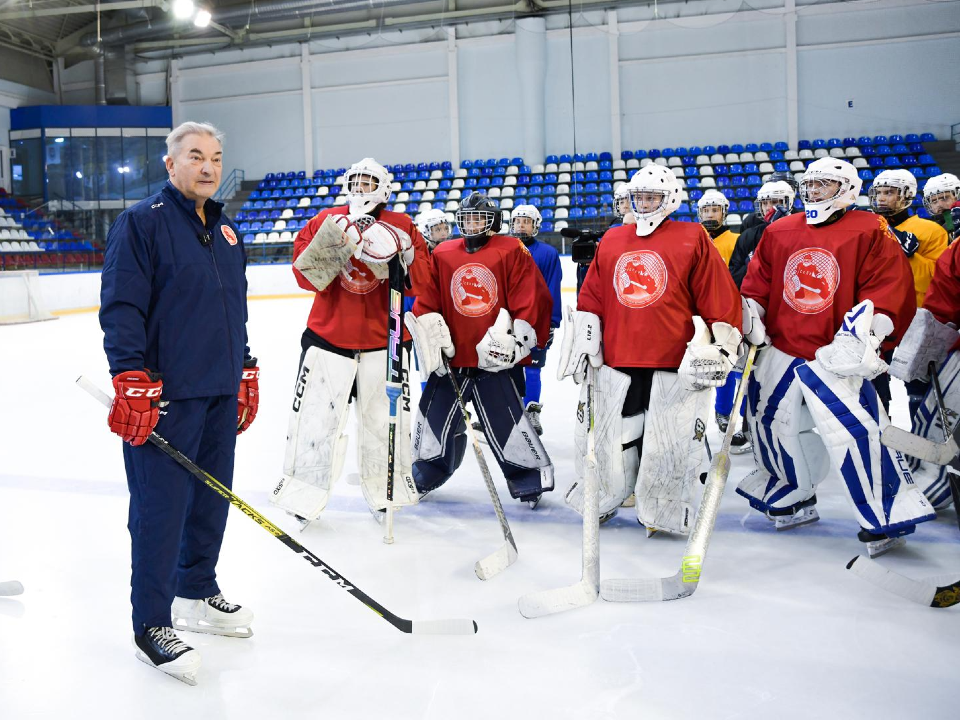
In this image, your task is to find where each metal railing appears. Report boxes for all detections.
[215,168,245,203]
[952,122,960,151]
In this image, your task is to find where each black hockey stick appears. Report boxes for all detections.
[441,358,519,580]
[382,254,407,544]
[77,377,477,636]
[928,361,960,528]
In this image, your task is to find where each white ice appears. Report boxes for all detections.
[1,296,958,720]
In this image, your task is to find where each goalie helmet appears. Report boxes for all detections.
[755,180,796,216]
[869,169,917,216]
[511,204,542,245]
[344,157,392,215]
[416,208,450,250]
[627,164,682,237]
[456,192,502,253]
[799,157,862,226]
[696,189,729,231]
[922,172,960,215]
[768,170,800,197]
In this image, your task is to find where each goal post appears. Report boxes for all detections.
[0,270,57,325]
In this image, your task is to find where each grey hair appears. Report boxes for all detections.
[165,121,224,158]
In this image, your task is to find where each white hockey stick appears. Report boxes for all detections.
[846,556,960,608]
[601,345,757,602]
[880,426,959,465]
[518,365,599,618]
[0,580,24,596]
[442,359,518,580]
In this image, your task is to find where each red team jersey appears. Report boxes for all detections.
[741,211,916,361]
[577,219,742,368]
[412,235,552,368]
[292,206,432,349]
[922,240,960,345]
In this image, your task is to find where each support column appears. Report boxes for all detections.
[169,58,181,125]
[446,27,460,167]
[785,0,799,149]
[301,43,314,174]
[608,10,621,159]
[515,16,546,164]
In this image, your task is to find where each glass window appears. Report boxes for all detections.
[122,135,148,201]
[11,137,43,198]
[147,136,168,195]
[69,134,98,203]
[97,134,124,201]
[44,134,71,202]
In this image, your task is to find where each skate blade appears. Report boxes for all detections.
[729,444,753,456]
[135,650,199,686]
[620,494,636,508]
[867,537,906,559]
[774,515,820,531]
[173,617,254,639]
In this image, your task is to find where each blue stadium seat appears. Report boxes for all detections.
[812,139,827,149]
[442,161,453,170]
[688,146,703,156]
[889,134,903,144]
[721,188,735,200]
[621,150,635,160]
[905,134,920,143]
[541,221,554,232]
[875,145,893,156]
[873,135,888,145]
[684,167,698,177]
[689,189,704,201]
[892,144,909,155]
[714,164,729,175]
[858,169,875,181]
[478,178,491,187]
[884,156,901,167]
[464,179,478,188]
[599,152,613,162]
[925,165,942,176]
[738,200,753,212]
[918,154,936,165]
[861,146,877,157]
[715,177,729,188]
[583,208,599,218]
[569,208,583,219]
[635,150,648,159]
[511,157,523,166]
[703,145,717,155]
[842,137,857,147]
[774,161,789,172]
[731,144,744,153]
[687,178,700,188]
[798,140,811,150]
[827,138,842,148]
[868,157,884,168]
[760,142,774,153]
[648,149,661,159]
[730,175,745,187]
[770,151,784,161]
[745,143,759,153]
[461,160,473,168]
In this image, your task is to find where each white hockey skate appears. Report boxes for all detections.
[133,626,201,686]
[172,593,254,638]
[525,402,544,436]
[858,529,906,558]
[767,497,820,531]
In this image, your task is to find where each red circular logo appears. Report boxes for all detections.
[782,248,840,314]
[222,225,238,246]
[451,263,498,317]
[339,257,381,295]
[613,250,668,309]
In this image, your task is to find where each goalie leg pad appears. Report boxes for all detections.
[271,346,356,520]
[411,371,468,495]
[635,370,710,535]
[472,369,554,499]
[796,359,937,535]
[737,346,828,514]
[292,215,361,292]
[907,350,960,507]
[355,348,419,511]
[565,365,634,516]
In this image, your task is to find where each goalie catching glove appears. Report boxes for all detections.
[815,299,893,380]
[405,312,455,376]
[476,308,538,371]
[108,370,163,446]
[557,306,603,384]
[678,317,741,391]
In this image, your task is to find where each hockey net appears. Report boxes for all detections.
[0,270,57,325]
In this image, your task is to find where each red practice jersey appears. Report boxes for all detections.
[923,239,960,328]
[412,235,552,368]
[741,210,916,361]
[577,219,742,368]
[292,206,432,349]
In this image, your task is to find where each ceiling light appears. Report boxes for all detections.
[193,8,212,27]
[172,0,194,20]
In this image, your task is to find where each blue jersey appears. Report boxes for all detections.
[527,239,562,327]
[100,181,251,401]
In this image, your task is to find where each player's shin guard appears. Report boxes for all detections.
[737,347,828,515]
[796,360,937,536]
[635,370,710,535]
[907,350,960,508]
[271,346,356,520]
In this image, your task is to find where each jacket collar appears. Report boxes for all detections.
[162,181,224,227]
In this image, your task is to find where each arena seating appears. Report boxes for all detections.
[0,197,101,270]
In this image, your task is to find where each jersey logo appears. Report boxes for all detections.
[221,225,238,246]
[517,238,532,257]
[782,248,840,314]
[613,250,668,309]
[451,263,498,317]
[339,257,381,295]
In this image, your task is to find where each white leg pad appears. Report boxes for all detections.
[635,370,709,535]
[271,346,356,520]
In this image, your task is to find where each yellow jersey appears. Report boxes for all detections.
[896,215,949,307]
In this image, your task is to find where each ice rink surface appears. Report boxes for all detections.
[1,296,958,720]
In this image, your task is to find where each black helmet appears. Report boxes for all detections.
[456,192,502,253]
[768,170,800,195]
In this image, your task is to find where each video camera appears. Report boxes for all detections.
[560,227,605,266]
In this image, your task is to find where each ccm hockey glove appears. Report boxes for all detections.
[108,370,162,446]
[237,358,260,435]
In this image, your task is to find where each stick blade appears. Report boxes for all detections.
[518,580,598,618]
[411,618,479,635]
[475,542,518,581]
[846,555,959,608]
[0,581,24,597]
[601,577,674,603]
[880,426,959,465]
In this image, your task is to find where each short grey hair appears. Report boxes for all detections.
[165,121,224,158]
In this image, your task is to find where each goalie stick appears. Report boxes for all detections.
[518,364,599,618]
[77,376,477,636]
[880,361,960,467]
[601,345,757,602]
[442,358,519,580]
[0,580,24,596]
[846,556,960,609]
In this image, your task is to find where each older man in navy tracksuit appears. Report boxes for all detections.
[99,121,258,685]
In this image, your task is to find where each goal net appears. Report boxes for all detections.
[0,270,57,325]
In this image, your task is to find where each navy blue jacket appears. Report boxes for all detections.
[527,239,562,328]
[100,181,251,401]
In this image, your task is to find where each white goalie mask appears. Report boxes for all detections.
[755,180,796,216]
[511,204,542,242]
[922,173,960,215]
[627,164,682,237]
[869,169,917,216]
[696,189,729,231]
[799,157,862,226]
[344,157,392,215]
[416,208,451,249]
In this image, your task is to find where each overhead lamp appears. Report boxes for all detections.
[75,171,83,179]
[193,8,212,27]
[54,137,65,143]
[172,0,195,20]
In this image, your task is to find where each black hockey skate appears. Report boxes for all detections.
[858,528,906,558]
[133,626,201,686]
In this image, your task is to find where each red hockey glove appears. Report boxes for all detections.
[237,359,259,435]
[108,370,162,446]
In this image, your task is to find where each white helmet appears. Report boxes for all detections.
[869,169,917,216]
[416,208,450,249]
[922,173,960,214]
[627,164,682,237]
[799,157,862,225]
[696,189,729,230]
[755,180,796,216]
[511,204,542,240]
[344,157,392,215]
[613,182,632,219]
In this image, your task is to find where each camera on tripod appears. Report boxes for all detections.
[560,227,604,266]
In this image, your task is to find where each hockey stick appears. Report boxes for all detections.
[382,254,406,544]
[846,556,960,609]
[77,377,477,636]
[0,580,24,596]
[518,364,599,618]
[441,358,519,580]
[601,345,758,602]
[928,361,960,525]
[880,426,959,465]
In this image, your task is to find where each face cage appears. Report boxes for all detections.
[511,215,540,237]
[869,184,913,215]
[614,195,631,218]
[799,176,846,205]
[629,189,669,219]
[755,193,791,216]
[423,220,450,244]
[456,209,495,237]
[345,171,383,200]
[697,203,727,226]
[924,189,958,215]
